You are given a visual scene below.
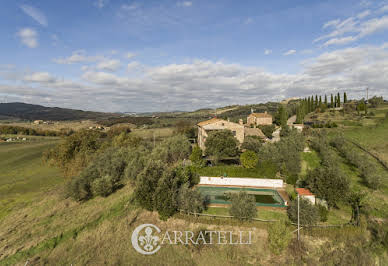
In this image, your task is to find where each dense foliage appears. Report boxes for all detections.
[228,191,257,220]
[287,197,319,226]
[268,222,292,255]
[241,135,262,153]
[240,150,258,169]
[258,130,304,179]
[205,130,239,162]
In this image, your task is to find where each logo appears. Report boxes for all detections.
[131,224,161,255]
[131,223,253,255]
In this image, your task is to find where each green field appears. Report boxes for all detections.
[196,161,277,178]
[0,139,63,220]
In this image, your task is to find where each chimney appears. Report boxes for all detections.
[239,119,243,125]
[227,117,230,122]
[264,111,267,114]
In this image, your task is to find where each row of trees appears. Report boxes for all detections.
[330,136,382,189]
[0,125,72,136]
[295,92,348,123]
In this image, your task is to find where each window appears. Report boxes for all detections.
[232,131,236,136]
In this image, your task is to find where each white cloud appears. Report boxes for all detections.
[20,4,48,27]
[380,5,388,13]
[17,28,38,48]
[2,45,388,112]
[357,10,370,19]
[323,36,357,47]
[323,19,340,29]
[283,49,296,56]
[125,52,136,59]
[54,50,105,64]
[24,72,56,83]
[127,62,140,71]
[94,0,109,9]
[264,49,272,55]
[177,1,192,7]
[316,12,388,46]
[97,59,121,71]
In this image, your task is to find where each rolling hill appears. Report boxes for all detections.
[0,102,118,121]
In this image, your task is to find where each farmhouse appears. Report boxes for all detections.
[197,117,266,150]
[33,120,44,125]
[295,188,316,205]
[247,112,272,126]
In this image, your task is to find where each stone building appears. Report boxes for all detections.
[197,117,265,150]
[247,112,272,126]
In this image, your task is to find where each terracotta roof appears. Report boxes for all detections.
[197,117,223,127]
[295,188,314,196]
[249,112,272,118]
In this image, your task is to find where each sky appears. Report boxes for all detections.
[0,0,388,112]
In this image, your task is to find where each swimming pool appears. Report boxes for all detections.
[197,186,286,207]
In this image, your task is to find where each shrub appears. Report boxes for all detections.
[205,130,239,162]
[268,222,292,255]
[318,204,328,222]
[258,124,276,139]
[124,146,150,181]
[228,191,257,220]
[287,197,319,226]
[178,184,206,214]
[189,145,205,167]
[91,175,114,197]
[241,136,262,153]
[151,134,191,164]
[305,165,349,208]
[240,150,258,169]
[134,160,166,211]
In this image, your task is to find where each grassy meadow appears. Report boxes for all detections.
[1,104,388,265]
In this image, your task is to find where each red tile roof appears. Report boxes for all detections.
[249,112,272,118]
[295,188,314,196]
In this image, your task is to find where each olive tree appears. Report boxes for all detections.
[228,191,257,220]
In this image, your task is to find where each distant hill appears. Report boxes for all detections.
[0,102,118,121]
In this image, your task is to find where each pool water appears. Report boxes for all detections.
[198,186,286,207]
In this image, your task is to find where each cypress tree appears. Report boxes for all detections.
[324,95,328,106]
[319,95,322,105]
[315,95,318,109]
[337,92,341,107]
[331,94,334,108]
[344,92,347,103]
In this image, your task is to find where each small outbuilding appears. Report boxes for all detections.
[295,188,316,205]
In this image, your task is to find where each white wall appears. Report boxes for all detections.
[199,176,284,188]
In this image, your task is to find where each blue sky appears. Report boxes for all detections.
[0,0,388,112]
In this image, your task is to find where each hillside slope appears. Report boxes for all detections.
[0,102,117,121]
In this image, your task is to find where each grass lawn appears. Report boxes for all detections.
[196,161,277,178]
[343,115,388,166]
[203,207,287,221]
[300,150,320,177]
[0,139,63,220]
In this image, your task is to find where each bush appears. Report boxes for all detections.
[287,197,319,226]
[241,136,262,153]
[134,160,166,211]
[318,204,328,222]
[258,124,276,139]
[66,147,129,200]
[124,146,150,181]
[228,191,257,220]
[91,175,114,197]
[189,145,205,167]
[268,222,292,255]
[151,134,191,164]
[305,165,349,208]
[178,184,206,214]
[240,150,258,169]
[205,130,239,162]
